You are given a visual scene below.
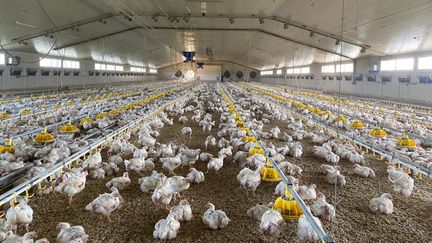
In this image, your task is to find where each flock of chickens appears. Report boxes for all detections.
[0,81,428,242]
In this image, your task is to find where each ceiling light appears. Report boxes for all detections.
[124,15,132,21]
[229,17,235,24]
[71,26,80,32]
[283,23,289,29]
[360,47,366,53]
[309,31,315,38]
[15,20,38,28]
[335,39,340,45]
[152,15,158,22]
[99,19,107,24]
[259,18,264,24]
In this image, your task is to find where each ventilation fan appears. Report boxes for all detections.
[236,71,244,79]
[175,70,183,78]
[249,71,257,79]
[223,71,231,78]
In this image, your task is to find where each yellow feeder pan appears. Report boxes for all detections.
[234,115,241,121]
[240,127,249,132]
[60,121,79,133]
[370,127,387,138]
[306,105,315,113]
[34,128,54,143]
[20,108,30,116]
[66,100,74,106]
[96,112,107,120]
[243,136,257,143]
[313,108,322,114]
[249,146,265,156]
[260,159,281,182]
[320,110,333,117]
[236,120,245,127]
[0,138,15,154]
[272,187,303,220]
[351,120,365,129]
[79,116,94,126]
[0,112,10,119]
[86,97,94,102]
[109,109,121,117]
[334,115,347,123]
[397,133,416,149]
[54,102,61,108]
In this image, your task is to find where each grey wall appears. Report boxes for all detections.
[0,51,158,91]
[258,53,432,105]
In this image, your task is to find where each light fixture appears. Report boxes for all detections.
[15,20,38,28]
[152,15,158,22]
[283,23,289,29]
[335,39,340,45]
[124,15,132,21]
[229,17,235,24]
[309,31,315,38]
[360,47,366,53]
[99,19,107,24]
[259,18,264,24]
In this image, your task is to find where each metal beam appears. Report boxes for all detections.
[158,59,259,70]
[53,27,140,50]
[135,13,371,50]
[10,14,116,44]
[54,26,353,60]
[153,27,354,60]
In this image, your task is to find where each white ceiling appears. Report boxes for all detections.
[1,0,432,70]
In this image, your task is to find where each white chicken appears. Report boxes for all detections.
[204,135,217,149]
[297,209,323,242]
[202,203,230,230]
[247,203,272,221]
[259,209,284,242]
[236,167,261,195]
[207,155,224,173]
[153,213,181,240]
[297,184,317,201]
[181,127,192,138]
[56,222,88,243]
[55,170,88,205]
[105,172,131,191]
[6,197,33,233]
[311,192,335,221]
[152,184,174,209]
[85,187,122,222]
[124,158,154,174]
[139,170,166,193]
[353,164,376,178]
[326,169,346,186]
[369,193,394,214]
[169,199,193,222]
[161,154,182,175]
[186,168,205,184]
[82,151,102,170]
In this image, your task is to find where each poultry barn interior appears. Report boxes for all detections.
[0,0,432,242]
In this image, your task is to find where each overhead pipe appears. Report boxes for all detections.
[53,26,353,61]
[9,14,116,45]
[136,13,371,50]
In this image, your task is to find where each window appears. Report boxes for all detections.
[0,53,4,65]
[286,68,294,74]
[131,67,145,73]
[293,68,301,74]
[115,65,123,71]
[335,63,354,73]
[40,58,61,68]
[301,67,310,74]
[418,56,432,70]
[381,58,414,71]
[63,60,80,69]
[149,68,157,74]
[322,65,335,73]
[395,58,414,71]
[261,70,273,75]
[106,65,115,71]
[276,69,282,75]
